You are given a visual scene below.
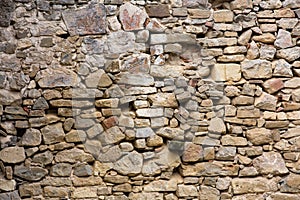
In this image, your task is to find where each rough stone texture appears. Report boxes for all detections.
[62,3,106,36]
[1,0,300,199]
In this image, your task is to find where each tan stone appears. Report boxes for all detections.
[213,10,234,22]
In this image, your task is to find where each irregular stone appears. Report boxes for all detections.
[260,44,276,60]
[270,193,300,200]
[73,163,93,177]
[50,163,72,177]
[241,59,272,79]
[33,97,49,110]
[208,117,226,134]
[213,10,234,22]
[0,179,16,192]
[116,73,154,86]
[247,41,260,59]
[198,38,237,47]
[99,126,125,145]
[145,4,169,18]
[232,178,277,194]
[221,135,248,146]
[230,0,253,9]
[176,185,198,197]
[182,143,203,162]
[62,2,106,36]
[65,130,87,143]
[260,0,282,9]
[19,183,42,197]
[199,186,220,200]
[255,92,277,111]
[277,47,300,62]
[0,146,25,164]
[157,127,184,140]
[150,65,185,78]
[183,0,208,8]
[32,151,53,165]
[253,152,288,175]
[285,77,300,88]
[119,2,148,31]
[282,0,300,8]
[85,69,112,88]
[41,123,65,145]
[272,59,293,77]
[0,89,22,106]
[121,54,150,73]
[55,148,94,163]
[71,187,98,198]
[238,29,252,46]
[144,179,178,192]
[275,29,294,49]
[211,64,241,81]
[188,9,211,19]
[263,78,284,94]
[180,161,239,176]
[216,147,236,161]
[277,18,298,29]
[106,31,137,55]
[114,151,143,176]
[37,68,78,88]
[20,128,42,146]
[237,107,260,118]
[253,33,276,43]
[136,108,164,117]
[0,0,15,27]
[148,93,178,108]
[246,128,273,145]
[14,165,48,181]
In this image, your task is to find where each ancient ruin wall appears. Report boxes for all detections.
[1,0,300,199]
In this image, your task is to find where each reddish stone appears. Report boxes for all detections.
[102,116,119,129]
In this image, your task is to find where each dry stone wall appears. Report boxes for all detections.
[1,0,300,199]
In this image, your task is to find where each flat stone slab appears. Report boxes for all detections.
[62,2,106,36]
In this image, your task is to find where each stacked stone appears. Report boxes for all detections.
[0,0,300,199]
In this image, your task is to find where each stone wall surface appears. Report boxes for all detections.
[0,0,300,199]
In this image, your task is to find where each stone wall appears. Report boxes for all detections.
[0,0,300,199]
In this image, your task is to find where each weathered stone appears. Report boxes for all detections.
[216,147,236,161]
[270,193,300,200]
[208,117,226,134]
[188,9,211,19]
[32,151,53,165]
[0,0,15,27]
[62,2,106,36]
[273,59,293,77]
[71,187,98,198]
[99,126,125,145]
[14,165,48,181]
[0,89,22,106]
[0,146,25,164]
[180,161,239,176]
[199,186,220,200]
[176,184,198,197]
[116,73,154,86]
[253,152,288,175]
[221,135,248,146]
[211,64,241,81]
[65,130,87,143]
[157,127,184,140]
[148,93,178,108]
[146,4,169,18]
[247,41,260,59]
[0,179,16,192]
[277,47,300,62]
[253,33,276,43]
[246,128,273,145]
[282,0,300,8]
[19,183,42,197]
[260,44,276,60]
[73,163,93,177]
[182,143,203,162]
[85,69,112,88]
[121,54,150,73]
[136,108,164,117]
[275,29,294,49]
[255,92,277,111]
[230,0,253,9]
[20,128,42,146]
[241,59,272,79]
[260,0,282,9]
[199,38,237,47]
[213,10,234,22]
[119,3,148,31]
[238,29,252,46]
[50,163,72,177]
[37,68,78,88]
[183,0,208,8]
[55,148,94,163]
[41,123,65,145]
[263,78,284,94]
[144,179,178,192]
[232,178,277,194]
[114,151,143,176]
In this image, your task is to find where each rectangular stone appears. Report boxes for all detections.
[151,33,196,44]
[188,9,211,19]
[213,10,234,22]
[116,73,154,86]
[136,108,164,117]
[211,64,241,82]
[123,87,157,95]
[198,38,237,47]
[232,178,277,194]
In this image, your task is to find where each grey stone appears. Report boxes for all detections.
[183,0,208,8]
[114,151,143,175]
[50,163,72,177]
[272,59,293,77]
[14,165,48,181]
[0,89,22,106]
[116,73,154,86]
[62,2,106,36]
[73,163,93,177]
[0,0,15,27]
[216,147,236,161]
[32,151,53,165]
[277,47,300,62]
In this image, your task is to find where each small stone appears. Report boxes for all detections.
[114,151,143,176]
[62,2,106,36]
[182,143,203,162]
[145,4,169,18]
[275,29,294,49]
[0,146,25,164]
[119,2,148,31]
[208,117,226,134]
[211,64,241,81]
[188,9,211,19]
[246,41,259,59]
[0,89,22,106]
[253,152,289,175]
[255,92,277,111]
[246,128,273,145]
[136,108,164,117]
[40,38,54,47]
[0,179,16,192]
[19,183,43,197]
